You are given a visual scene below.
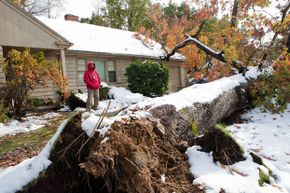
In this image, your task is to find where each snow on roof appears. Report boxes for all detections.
[37,17,185,61]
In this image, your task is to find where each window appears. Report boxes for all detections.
[77,59,86,85]
[92,60,106,81]
[107,60,116,82]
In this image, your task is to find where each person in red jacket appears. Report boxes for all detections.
[84,61,101,110]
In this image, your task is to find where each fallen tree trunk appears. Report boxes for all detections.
[178,84,249,134]
[150,83,249,137]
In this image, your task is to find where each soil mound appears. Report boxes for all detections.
[20,114,203,193]
[196,127,245,165]
[82,118,203,193]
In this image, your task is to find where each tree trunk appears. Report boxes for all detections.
[231,0,239,27]
[150,83,249,137]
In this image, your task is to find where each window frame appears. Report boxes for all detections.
[107,60,117,83]
[76,58,87,86]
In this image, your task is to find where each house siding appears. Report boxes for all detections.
[1,48,186,100]
[29,55,59,100]
[0,0,65,50]
[66,53,185,94]
[115,59,133,85]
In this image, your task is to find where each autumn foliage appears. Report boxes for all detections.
[140,0,289,80]
[250,51,290,113]
[0,49,69,119]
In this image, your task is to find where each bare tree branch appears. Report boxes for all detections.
[161,34,227,63]
[259,1,290,68]
[252,7,275,19]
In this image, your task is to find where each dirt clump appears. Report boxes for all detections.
[196,127,245,165]
[18,113,103,193]
[81,118,203,193]
[19,113,203,193]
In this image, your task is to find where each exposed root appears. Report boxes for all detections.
[81,118,203,193]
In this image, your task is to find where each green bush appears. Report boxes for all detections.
[125,60,169,97]
[100,86,110,100]
[27,98,45,107]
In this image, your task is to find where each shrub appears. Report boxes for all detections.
[100,86,110,100]
[125,60,169,97]
[27,98,46,107]
[250,52,290,113]
[0,49,69,119]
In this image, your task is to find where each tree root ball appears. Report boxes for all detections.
[81,118,203,193]
[19,114,204,193]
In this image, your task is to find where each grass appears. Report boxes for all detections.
[216,123,231,135]
[0,115,67,156]
[215,122,245,154]
[258,168,270,186]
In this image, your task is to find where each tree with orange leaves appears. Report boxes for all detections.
[0,49,69,119]
[140,0,289,81]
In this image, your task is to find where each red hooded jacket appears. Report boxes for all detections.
[84,62,101,89]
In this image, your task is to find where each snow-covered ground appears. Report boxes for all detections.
[187,105,290,193]
[0,112,60,137]
[73,86,149,115]
[71,85,150,137]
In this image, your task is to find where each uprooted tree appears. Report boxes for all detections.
[0,49,69,119]
[21,77,250,192]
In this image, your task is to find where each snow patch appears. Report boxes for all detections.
[58,105,71,112]
[108,86,148,106]
[0,112,60,137]
[161,174,166,183]
[81,114,114,137]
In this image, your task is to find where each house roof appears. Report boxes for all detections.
[37,17,185,61]
[0,0,71,49]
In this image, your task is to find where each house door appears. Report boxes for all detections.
[93,60,106,81]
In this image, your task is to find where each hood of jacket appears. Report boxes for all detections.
[87,61,95,71]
